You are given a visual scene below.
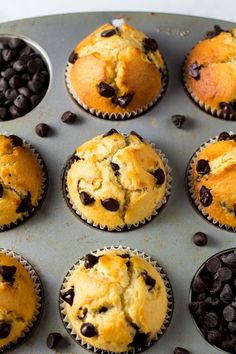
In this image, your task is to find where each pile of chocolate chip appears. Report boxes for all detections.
[0,37,49,120]
[190,250,236,353]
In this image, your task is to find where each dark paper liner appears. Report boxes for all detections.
[59,246,174,354]
[182,50,236,121]
[65,59,168,121]
[186,132,236,233]
[62,139,172,232]
[189,248,236,353]
[0,248,43,353]
[0,134,48,232]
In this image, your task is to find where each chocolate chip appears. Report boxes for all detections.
[61,111,76,123]
[222,336,236,351]
[196,159,210,175]
[21,72,31,83]
[222,253,236,268]
[192,276,208,293]
[189,61,201,80]
[101,198,119,211]
[130,329,148,349]
[14,94,29,110]
[207,257,221,273]
[67,154,79,169]
[171,114,186,128]
[30,95,41,108]
[2,49,16,62]
[0,322,11,339]
[84,254,99,269]
[78,307,88,319]
[0,78,8,91]
[9,135,23,147]
[204,312,219,328]
[141,271,156,290]
[18,87,31,98]
[5,88,18,102]
[220,284,234,303]
[9,105,21,118]
[223,305,236,322]
[98,82,115,97]
[61,288,74,306]
[205,295,220,308]
[0,184,3,198]
[190,301,206,315]
[16,192,32,213]
[0,107,8,120]
[0,265,16,281]
[28,72,46,93]
[130,131,143,142]
[210,279,223,295]
[35,123,50,137]
[173,347,190,354]
[103,128,119,137]
[9,74,21,89]
[8,38,25,49]
[99,307,108,313]
[79,192,95,206]
[47,332,62,349]
[27,59,41,74]
[101,29,116,37]
[192,232,208,246]
[68,50,78,64]
[143,37,158,52]
[1,68,15,79]
[200,186,213,207]
[207,330,222,345]
[228,322,236,333]
[153,168,165,185]
[19,45,32,57]
[118,253,131,259]
[13,60,26,72]
[114,93,134,108]
[111,162,119,175]
[219,101,235,115]
[218,267,232,282]
[80,323,98,337]
[205,25,224,39]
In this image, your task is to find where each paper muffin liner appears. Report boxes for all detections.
[0,133,48,232]
[65,60,168,121]
[189,247,236,353]
[186,132,236,232]
[59,245,174,354]
[0,248,43,352]
[183,50,236,121]
[62,138,172,232]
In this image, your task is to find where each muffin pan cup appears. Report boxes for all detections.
[59,245,174,354]
[0,248,43,353]
[186,132,236,233]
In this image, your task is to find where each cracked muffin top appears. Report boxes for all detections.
[65,129,168,230]
[66,22,165,116]
[192,134,236,228]
[0,135,44,228]
[0,252,37,347]
[184,26,236,118]
[61,249,169,353]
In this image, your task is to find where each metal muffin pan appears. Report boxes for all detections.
[0,12,235,354]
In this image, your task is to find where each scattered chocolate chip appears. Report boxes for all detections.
[0,322,11,339]
[205,25,224,39]
[204,312,219,328]
[99,307,108,313]
[101,198,119,211]
[84,254,99,269]
[207,330,222,345]
[68,50,78,64]
[171,114,186,128]
[220,284,234,303]
[61,111,76,123]
[16,192,32,213]
[141,271,156,290]
[111,162,120,175]
[189,61,201,80]
[192,232,208,246]
[219,101,235,115]
[173,347,190,354]
[196,159,210,175]
[218,267,232,282]
[9,135,23,147]
[0,184,3,198]
[79,192,95,206]
[101,28,116,37]
[98,82,115,97]
[47,332,62,349]
[143,37,158,52]
[80,323,98,337]
[130,329,148,349]
[67,154,79,169]
[153,168,165,185]
[192,276,208,293]
[130,131,143,142]
[0,265,16,281]
[61,288,74,306]
[35,123,50,137]
[200,186,213,207]
[8,38,25,49]
[103,128,119,137]
[114,93,134,108]
[207,257,221,273]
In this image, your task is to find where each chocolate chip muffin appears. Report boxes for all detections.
[190,248,236,353]
[64,129,171,231]
[60,248,173,353]
[65,22,166,119]
[184,25,236,120]
[0,134,47,230]
[187,132,236,230]
[0,249,41,350]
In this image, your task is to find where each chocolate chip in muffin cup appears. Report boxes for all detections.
[0,134,48,232]
[186,132,236,232]
[59,246,174,354]
[0,248,43,352]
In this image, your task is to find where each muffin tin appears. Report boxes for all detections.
[0,11,235,354]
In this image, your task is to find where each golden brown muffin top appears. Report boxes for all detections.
[185,26,236,114]
[67,23,165,114]
[0,252,37,347]
[0,135,43,228]
[66,130,168,230]
[192,134,236,228]
[62,249,169,353]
